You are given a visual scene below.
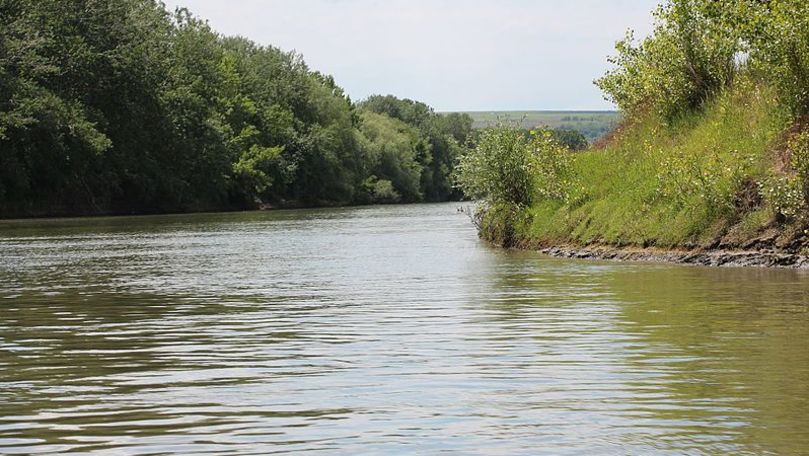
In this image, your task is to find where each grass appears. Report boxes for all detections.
[453,110,621,142]
[490,77,801,251]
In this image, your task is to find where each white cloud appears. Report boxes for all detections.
[162,0,658,110]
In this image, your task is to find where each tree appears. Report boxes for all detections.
[360,95,471,201]
[551,128,589,151]
[358,111,423,202]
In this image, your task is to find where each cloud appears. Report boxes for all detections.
[162,0,658,111]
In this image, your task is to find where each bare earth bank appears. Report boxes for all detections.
[538,245,809,269]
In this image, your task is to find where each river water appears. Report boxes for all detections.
[0,203,808,455]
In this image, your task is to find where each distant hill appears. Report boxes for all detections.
[451,111,621,142]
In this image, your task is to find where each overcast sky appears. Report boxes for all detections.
[162,0,659,111]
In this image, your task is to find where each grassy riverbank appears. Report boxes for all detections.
[476,77,808,256]
[522,80,802,247]
[461,1,809,259]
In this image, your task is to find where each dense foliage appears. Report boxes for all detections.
[360,95,473,202]
[595,0,739,120]
[454,126,571,207]
[0,0,472,217]
[594,0,809,222]
[472,0,809,249]
[596,0,809,121]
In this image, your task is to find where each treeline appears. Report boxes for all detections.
[0,1,473,217]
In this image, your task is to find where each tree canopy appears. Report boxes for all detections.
[0,0,474,217]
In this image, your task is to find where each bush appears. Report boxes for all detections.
[656,147,757,213]
[454,126,572,207]
[760,174,805,220]
[530,130,574,201]
[742,0,809,114]
[762,131,809,220]
[373,179,400,203]
[453,126,535,206]
[596,0,739,120]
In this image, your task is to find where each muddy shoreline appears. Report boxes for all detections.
[537,245,809,269]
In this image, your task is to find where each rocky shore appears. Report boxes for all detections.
[539,245,809,269]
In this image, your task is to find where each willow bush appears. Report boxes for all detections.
[454,126,571,208]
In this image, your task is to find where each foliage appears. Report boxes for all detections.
[598,0,809,119]
[454,126,534,206]
[551,128,589,151]
[233,145,284,199]
[370,179,401,203]
[530,130,575,201]
[761,131,809,219]
[357,111,422,202]
[739,0,809,114]
[454,125,571,207]
[656,146,757,213]
[791,132,809,196]
[0,1,468,217]
[360,95,473,201]
[760,174,805,220]
[596,0,740,120]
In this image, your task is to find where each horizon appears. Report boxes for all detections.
[162,0,658,112]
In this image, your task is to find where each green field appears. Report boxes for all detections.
[455,111,621,141]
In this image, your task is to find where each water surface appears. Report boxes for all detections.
[1,203,808,455]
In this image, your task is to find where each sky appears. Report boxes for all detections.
[162,0,660,111]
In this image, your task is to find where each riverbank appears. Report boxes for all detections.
[537,244,809,269]
[467,76,809,270]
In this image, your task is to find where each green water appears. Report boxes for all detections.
[1,203,808,455]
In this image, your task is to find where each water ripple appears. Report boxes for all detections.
[1,204,808,454]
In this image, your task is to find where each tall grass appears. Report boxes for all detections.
[505,77,792,249]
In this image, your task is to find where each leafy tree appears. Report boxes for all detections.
[455,125,572,207]
[596,0,739,120]
[358,111,423,202]
[551,128,589,151]
[0,1,469,217]
[360,95,471,201]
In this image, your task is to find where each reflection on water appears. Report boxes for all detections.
[0,203,807,454]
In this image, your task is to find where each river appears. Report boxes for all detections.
[1,203,808,455]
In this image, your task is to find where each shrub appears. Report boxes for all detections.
[762,131,809,220]
[530,130,574,201]
[760,174,805,220]
[742,0,809,114]
[453,125,536,206]
[596,0,739,120]
[656,147,757,213]
[454,126,572,207]
[791,132,809,193]
[371,179,401,203]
